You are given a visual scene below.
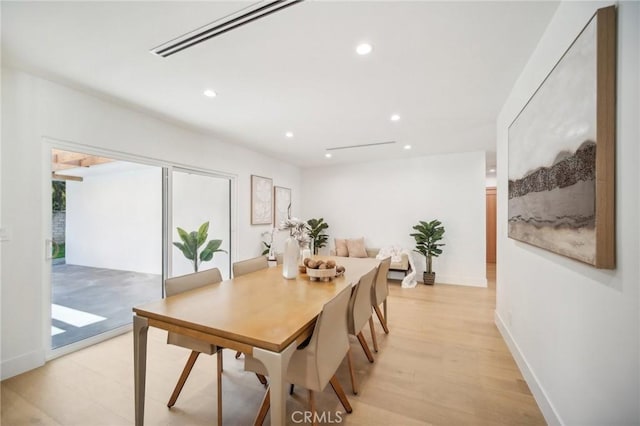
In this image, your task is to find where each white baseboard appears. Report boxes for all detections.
[419,274,487,287]
[494,310,563,426]
[1,349,46,380]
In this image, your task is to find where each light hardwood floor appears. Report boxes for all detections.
[1,264,545,425]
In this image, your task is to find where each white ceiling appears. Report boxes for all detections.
[1,1,558,168]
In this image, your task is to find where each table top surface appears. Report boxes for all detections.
[133,256,379,353]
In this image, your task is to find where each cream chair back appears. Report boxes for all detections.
[305,285,351,390]
[165,268,223,297]
[372,257,391,306]
[232,256,269,277]
[348,267,378,335]
[165,268,223,354]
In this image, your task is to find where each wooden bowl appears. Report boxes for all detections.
[306,267,337,281]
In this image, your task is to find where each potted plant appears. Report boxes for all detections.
[306,218,329,255]
[410,219,445,285]
[261,228,276,260]
[173,221,227,272]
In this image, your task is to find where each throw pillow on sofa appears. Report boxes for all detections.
[335,238,349,257]
[347,237,368,258]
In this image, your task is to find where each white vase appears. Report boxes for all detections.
[300,247,311,264]
[282,237,299,279]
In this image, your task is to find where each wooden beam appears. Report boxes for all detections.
[51,172,83,182]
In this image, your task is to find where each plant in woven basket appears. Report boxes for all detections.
[410,219,445,285]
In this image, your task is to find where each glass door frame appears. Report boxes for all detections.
[166,166,235,290]
[42,137,237,360]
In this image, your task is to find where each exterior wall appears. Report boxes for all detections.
[52,211,65,244]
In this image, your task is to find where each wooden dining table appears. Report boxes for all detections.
[132,256,379,426]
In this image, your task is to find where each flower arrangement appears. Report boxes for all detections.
[279,217,311,248]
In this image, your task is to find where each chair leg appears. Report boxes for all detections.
[235,351,242,359]
[368,316,378,352]
[309,390,317,426]
[329,375,353,413]
[383,299,388,328]
[254,387,270,426]
[217,350,223,426]
[256,373,268,387]
[373,304,389,334]
[357,331,375,363]
[168,351,200,407]
[346,349,358,395]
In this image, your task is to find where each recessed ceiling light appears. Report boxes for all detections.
[325,153,332,158]
[403,144,411,150]
[356,43,373,55]
[285,131,294,138]
[203,89,217,98]
[391,114,401,122]
[489,168,496,172]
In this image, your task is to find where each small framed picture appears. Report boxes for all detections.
[274,186,291,227]
[251,175,273,225]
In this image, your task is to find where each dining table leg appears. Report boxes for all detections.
[252,342,297,426]
[133,315,149,426]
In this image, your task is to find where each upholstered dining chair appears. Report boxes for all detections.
[346,266,378,394]
[232,256,269,366]
[369,256,392,352]
[243,286,354,426]
[165,268,225,423]
[232,255,269,277]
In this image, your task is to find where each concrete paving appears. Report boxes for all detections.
[51,264,161,349]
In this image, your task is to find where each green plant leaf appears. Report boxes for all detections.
[173,241,195,261]
[197,221,209,247]
[200,239,226,262]
[177,227,189,244]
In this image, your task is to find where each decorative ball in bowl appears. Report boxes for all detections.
[303,258,345,281]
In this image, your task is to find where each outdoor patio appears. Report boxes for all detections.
[51,264,161,348]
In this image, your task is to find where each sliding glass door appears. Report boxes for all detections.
[47,149,233,353]
[170,169,231,279]
[50,149,162,349]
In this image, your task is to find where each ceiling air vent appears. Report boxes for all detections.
[326,141,397,152]
[150,0,304,58]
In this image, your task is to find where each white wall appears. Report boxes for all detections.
[171,171,231,279]
[65,162,162,274]
[496,2,639,425]
[302,151,487,287]
[0,68,301,379]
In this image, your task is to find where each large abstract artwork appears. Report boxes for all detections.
[508,6,616,268]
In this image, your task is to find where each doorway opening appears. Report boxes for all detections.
[50,149,162,349]
[486,186,497,289]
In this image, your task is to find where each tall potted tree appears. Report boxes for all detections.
[410,219,445,285]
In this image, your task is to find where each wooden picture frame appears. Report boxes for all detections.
[507,6,616,269]
[273,186,291,227]
[251,175,273,225]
